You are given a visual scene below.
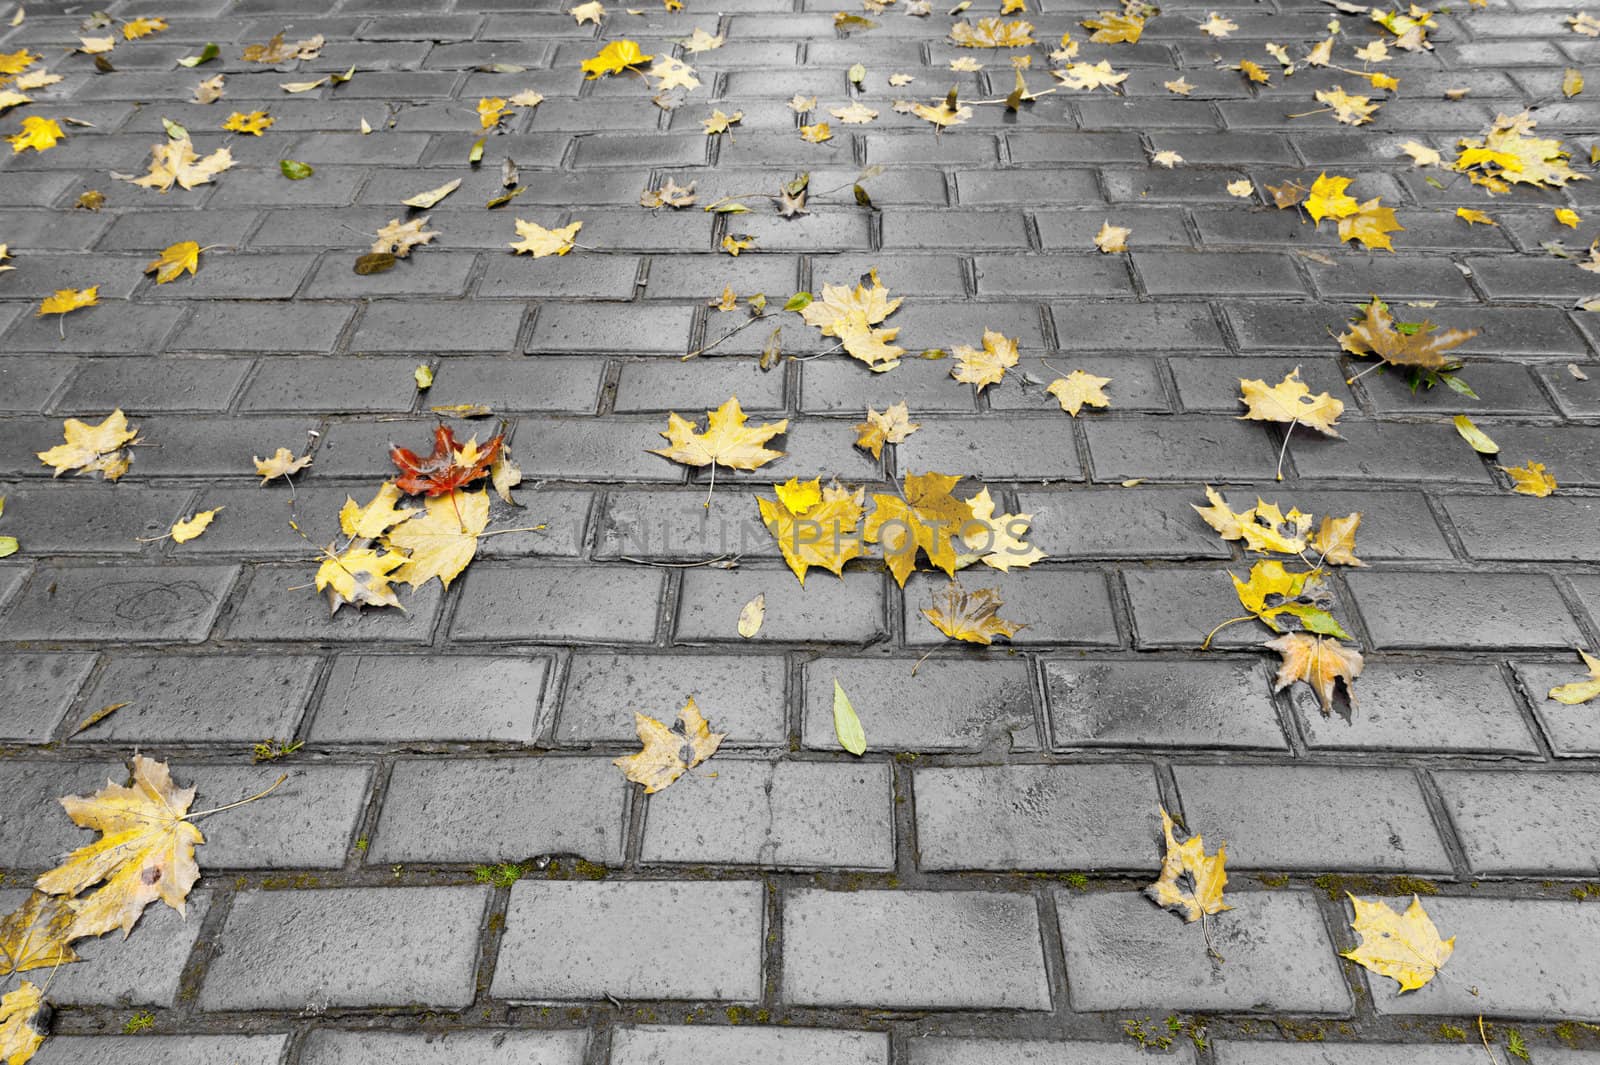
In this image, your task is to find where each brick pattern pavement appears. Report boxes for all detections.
[3,0,1600,1059]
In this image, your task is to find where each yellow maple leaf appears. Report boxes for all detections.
[0,49,39,76]
[0,892,80,976]
[1082,10,1143,42]
[373,216,438,258]
[1226,178,1254,198]
[648,55,699,91]
[1237,58,1271,84]
[951,328,1019,391]
[37,286,98,318]
[961,487,1044,571]
[1557,207,1582,229]
[651,396,787,471]
[1230,559,1348,637]
[1316,85,1379,125]
[7,115,61,153]
[1453,111,1588,190]
[130,135,233,191]
[1199,10,1237,35]
[922,580,1023,644]
[1309,512,1364,566]
[721,233,754,256]
[800,121,833,142]
[951,56,983,71]
[144,240,201,284]
[36,408,137,480]
[1047,370,1111,415]
[1145,806,1230,923]
[1266,631,1364,712]
[702,107,743,134]
[1455,206,1495,226]
[571,0,606,23]
[581,39,652,78]
[1053,60,1126,90]
[829,101,877,124]
[1305,171,1359,224]
[386,488,489,589]
[34,755,203,939]
[1238,368,1343,436]
[0,982,46,1065]
[316,543,407,612]
[510,218,581,257]
[1336,198,1403,251]
[1500,460,1556,497]
[79,35,115,54]
[614,698,725,793]
[253,447,312,483]
[478,96,511,129]
[170,507,221,544]
[1165,76,1193,95]
[802,269,902,338]
[122,15,166,39]
[221,110,273,135]
[1342,894,1454,992]
[949,16,1035,45]
[1399,140,1442,167]
[510,89,544,108]
[1093,221,1129,253]
[0,90,30,114]
[1549,649,1600,705]
[864,471,972,586]
[758,479,865,583]
[911,97,973,127]
[339,481,417,539]
[853,401,920,458]
[683,26,724,51]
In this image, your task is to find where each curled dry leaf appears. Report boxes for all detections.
[372,216,438,258]
[614,698,725,793]
[130,135,232,191]
[0,982,47,1065]
[922,581,1023,644]
[1266,631,1364,713]
[853,401,920,458]
[170,508,221,544]
[7,115,62,152]
[832,680,867,755]
[951,328,1020,391]
[1145,806,1230,923]
[390,425,503,497]
[1093,221,1130,253]
[144,240,201,283]
[1500,460,1557,497]
[0,892,79,976]
[316,543,407,612]
[1338,297,1475,371]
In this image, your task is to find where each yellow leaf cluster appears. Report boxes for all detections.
[800,269,906,371]
[949,16,1035,45]
[0,983,47,1065]
[130,135,233,191]
[1452,111,1588,192]
[853,401,920,457]
[1315,86,1380,125]
[1500,460,1557,497]
[1082,10,1143,42]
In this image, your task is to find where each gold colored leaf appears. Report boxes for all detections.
[1456,206,1495,226]
[921,580,1022,644]
[7,115,61,153]
[960,487,1044,571]
[1199,11,1237,36]
[130,135,232,191]
[1341,894,1454,992]
[36,409,136,480]
[510,218,581,257]
[864,471,971,586]
[1452,413,1499,454]
[0,892,80,976]
[1052,59,1126,91]
[582,39,653,78]
[144,240,201,283]
[1336,198,1403,252]
[1316,85,1379,125]
[1500,460,1557,497]
[253,447,311,483]
[702,107,743,134]
[1238,368,1344,436]
[315,543,407,612]
[759,480,865,583]
[1047,370,1111,416]
[1338,298,1475,371]
[614,698,724,793]
[951,328,1019,391]
[1082,10,1143,42]
[372,216,438,258]
[853,402,920,458]
[122,16,166,39]
[170,507,221,544]
[1145,806,1230,923]
[800,121,833,142]
[1549,649,1600,705]
[37,286,98,318]
[949,16,1034,46]
[651,396,787,471]
[386,488,489,589]
[1093,221,1130,253]
[1266,631,1364,712]
[0,982,46,1065]
[1309,512,1365,566]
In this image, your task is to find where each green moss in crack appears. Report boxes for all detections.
[1311,873,1439,901]
[1256,872,1290,888]
[474,862,529,889]
[1063,872,1089,890]
[1437,1024,1468,1042]
[122,1012,155,1035]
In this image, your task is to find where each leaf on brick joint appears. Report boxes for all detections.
[949,16,1035,46]
[372,216,438,258]
[1341,894,1454,992]
[1231,559,1350,638]
[1094,221,1130,253]
[571,1,606,24]
[193,75,225,104]
[1145,806,1230,923]
[1192,486,1319,556]
[241,31,323,63]
[651,396,787,472]
[1337,198,1403,252]
[951,328,1020,392]
[1198,11,1237,36]
[1338,297,1476,371]
[1238,368,1344,436]
[390,426,503,497]
[0,891,80,976]
[37,409,137,481]
[1082,10,1143,42]
[0,982,47,1065]
[386,488,489,589]
[401,178,460,209]
[1047,370,1111,416]
[34,755,204,940]
[1266,631,1364,713]
[640,178,696,208]
[853,401,920,458]
[129,134,232,191]
[758,477,866,584]
[1500,460,1557,497]
[922,580,1023,644]
[316,542,407,612]
[800,269,905,369]
[959,487,1044,572]
[1052,60,1127,91]
[1452,110,1588,191]
[253,447,311,484]
[864,471,972,586]
[1315,85,1379,125]
[143,240,200,283]
[614,697,725,793]
[1549,649,1600,705]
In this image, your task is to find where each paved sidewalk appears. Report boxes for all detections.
[3,0,1600,1060]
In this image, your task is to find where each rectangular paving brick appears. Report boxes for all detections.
[225,563,444,644]
[676,567,887,645]
[371,757,626,864]
[1215,1044,1486,1065]
[902,570,1119,647]
[1347,571,1585,650]
[450,564,664,643]
[1044,658,1289,750]
[1057,890,1351,1012]
[783,889,1052,1009]
[298,1031,587,1065]
[310,654,548,743]
[201,886,490,1010]
[1084,417,1282,482]
[556,652,787,746]
[915,764,1161,872]
[1,563,237,643]
[0,653,96,743]
[1290,663,1537,755]
[641,759,893,869]
[908,1040,1195,1065]
[33,1037,289,1065]
[1434,770,1600,875]
[612,1027,887,1065]
[492,881,764,1001]
[802,657,1039,752]
[75,654,318,744]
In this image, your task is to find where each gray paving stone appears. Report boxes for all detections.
[0,652,96,742]
[238,356,420,412]
[1084,416,1282,482]
[1057,890,1351,1012]
[556,651,787,746]
[895,416,1082,481]
[310,654,548,742]
[202,886,490,1010]
[641,759,893,869]
[348,299,525,353]
[1364,898,1600,1018]
[422,356,605,413]
[1435,770,1600,875]
[915,763,1161,872]
[224,563,443,643]
[675,567,886,645]
[1,563,236,643]
[802,656,1039,752]
[507,415,691,482]
[908,1040,1195,1065]
[1347,571,1585,650]
[1517,658,1600,756]
[55,358,250,414]
[0,887,209,1007]
[593,488,778,561]
[168,301,356,354]
[371,757,625,863]
[32,1036,290,1065]
[299,1031,587,1065]
[74,653,318,743]
[1214,1043,1485,1065]
[492,880,764,1001]
[611,1027,887,1065]
[450,563,664,643]
[1044,658,1289,750]
[1290,663,1538,755]
[783,889,1051,1009]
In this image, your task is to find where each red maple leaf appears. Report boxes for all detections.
[389,425,503,497]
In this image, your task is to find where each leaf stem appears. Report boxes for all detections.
[186,773,289,821]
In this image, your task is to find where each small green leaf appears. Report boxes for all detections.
[279,159,314,180]
[177,42,219,67]
[0,536,16,559]
[713,202,749,213]
[783,291,813,311]
[414,364,434,390]
[161,117,188,140]
[469,137,485,165]
[832,680,867,756]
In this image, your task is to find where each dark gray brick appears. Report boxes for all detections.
[783,889,1051,1009]
[1435,770,1600,875]
[74,653,318,743]
[224,563,443,643]
[902,569,1118,647]
[56,357,249,413]
[1443,495,1600,561]
[802,657,1038,752]
[299,1031,586,1065]
[955,169,1101,206]
[419,356,603,412]
[1084,416,1281,482]
[1174,764,1452,872]
[1487,424,1600,487]
[479,253,642,299]
[450,563,664,643]
[881,210,1031,250]
[614,357,785,413]
[0,357,73,413]
[201,886,489,1010]
[1035,208,1193,250]
[237,356,418,413]
[895,416,1081,481]
[1052,301,1225,350]
[1293,663,1536,754]
[1348,571,1584,650]
[370,757,626,863]
[306,251,477,298]
[677,567,886,645]
[310,654,548,742]
[1136,251,1308,297]
[641,759,894,869]
[556,651,787,746]
[916,764,1161,872]
[1044,658,1288,750]
[910,1040,1191,1065]
[0,652,95,742]
[0,485,190,552]
[528,303,695,354]
[1519,656,1600,756]
[5,302,183,354]
[1,563,236,642]
[973,254,1135,297]
[1057,890,1351,1012]
[592,488,776,562]
[1288,422,1495,485]
[492,881,764,1001]
[348,299,524,353]
[169,301,356,354]
[1228,301,1588,358]
[612,1028,886,1065]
